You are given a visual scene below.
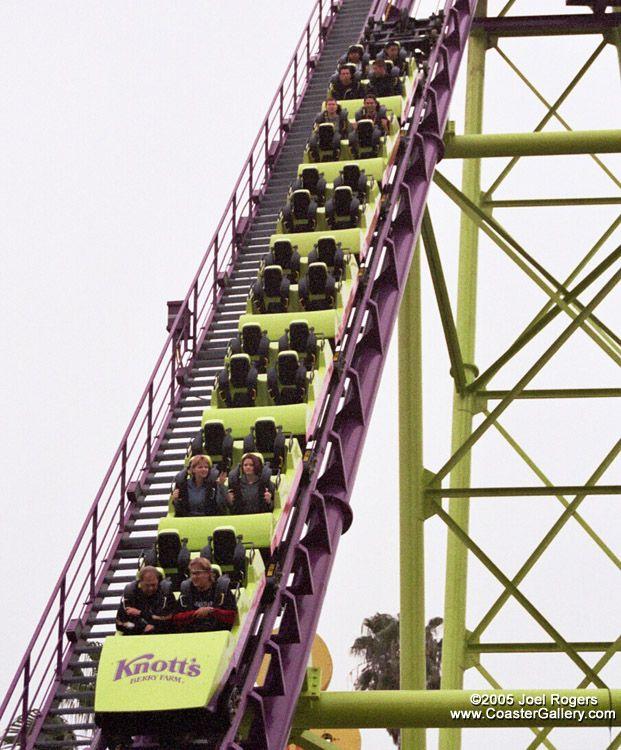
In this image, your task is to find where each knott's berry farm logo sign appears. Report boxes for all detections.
[114,653,202,686]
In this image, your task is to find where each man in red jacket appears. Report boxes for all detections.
[172,557,237,632]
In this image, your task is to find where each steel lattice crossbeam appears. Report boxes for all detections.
[393,3,621,750]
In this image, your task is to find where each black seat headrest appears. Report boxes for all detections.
[241,324,263,355]
[229,354,252,386]
[342,164,362,188]
[289,320,310,351]
[263,265,284,295]
[292,190,312,216]
[278,351,301,384]
[212,527,239,566]
[316,237,338,266]
[308,263,329,294]
[254,418,277,453]
[203,420,225,453]
[157,530,182,569]
[357,119,374,136]
[300,167,320,191]
[317,122,336,147]
[272,240,294,267]
[333,186,353,215]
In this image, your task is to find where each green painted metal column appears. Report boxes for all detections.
[398,241,426,750]
[439,5,487,750]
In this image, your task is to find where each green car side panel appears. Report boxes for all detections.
[201,403,310,439]
[159,512,276,549]
[238,309,339,340]
[270,227,363,257]
[336,93,403,118]
[297,158,386,187]
[94,631,232,713]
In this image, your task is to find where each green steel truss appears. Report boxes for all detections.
[419,3,620,749]
[292,3,620,749]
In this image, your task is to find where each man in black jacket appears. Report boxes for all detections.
[308,97,351,162]
[367,59,403,97]
[115,566,176,635]
[328,65,366,101]
[349,94,390,157]
[337,44,369,79]
[377,40,409,76]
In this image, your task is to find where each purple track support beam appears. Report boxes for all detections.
[218,2,477,749]
[368,0,386,24]
[391,0,417,17]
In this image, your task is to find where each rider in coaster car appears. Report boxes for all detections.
[355,94,389,134]
[348,94,390,157]
[308,97,351,162]
[337,43,370,78]
[115,566,176,635]
[225,452,275,515]
[172,557,237,633]
[366,58,403,97]
[328,64,366,101]
[377,40,409,76]
[172,453,228,517]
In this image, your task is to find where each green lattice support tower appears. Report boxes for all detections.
[431,4,620,750]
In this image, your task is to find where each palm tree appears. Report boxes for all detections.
[425,617,443,690]
[350,613,443,746]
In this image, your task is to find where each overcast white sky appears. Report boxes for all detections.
[1,2,619,749]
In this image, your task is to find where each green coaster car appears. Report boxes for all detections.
[95,531,265,735]
[93,46,416,741]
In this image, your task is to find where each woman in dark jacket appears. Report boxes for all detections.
[172,454,228,516]
[226,453,275,515]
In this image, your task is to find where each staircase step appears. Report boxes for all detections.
[41,723,95,732]
[55,690,94,700]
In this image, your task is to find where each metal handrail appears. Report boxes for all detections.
[0,2,343,746]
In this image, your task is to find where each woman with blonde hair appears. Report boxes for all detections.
[172,453,228,516]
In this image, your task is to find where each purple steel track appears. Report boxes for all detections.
[368,0,414,25]
[218,2,478,748]
[0,2,344,747]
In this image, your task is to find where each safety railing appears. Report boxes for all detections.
[0,1,343,747]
